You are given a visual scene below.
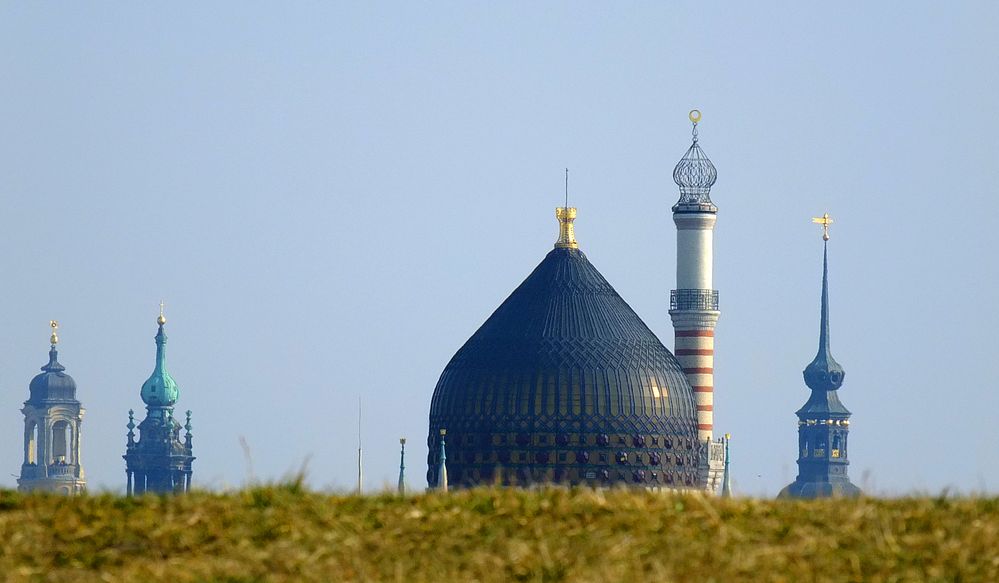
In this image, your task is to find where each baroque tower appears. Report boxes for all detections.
[17,321,86,495]
[779,215,861,498]
[123,308,195,494]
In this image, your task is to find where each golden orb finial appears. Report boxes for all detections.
[440,428,447,437]
[49,320,59,346]
[157,301,167,326]
[688,109,702,124]
[811,213,834,241]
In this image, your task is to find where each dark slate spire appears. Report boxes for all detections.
[779,215,860,499]
[802,241,845,392]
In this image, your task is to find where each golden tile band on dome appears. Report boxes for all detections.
[555,207,578,249]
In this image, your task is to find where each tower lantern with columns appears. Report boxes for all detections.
[17,321,86,495]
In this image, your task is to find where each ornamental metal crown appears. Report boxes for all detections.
[672,110,718,213]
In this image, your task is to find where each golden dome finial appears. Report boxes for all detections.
[49,320,59,346]
[811,213,833,241]
[555,207,579,249]
[157,301,167,326]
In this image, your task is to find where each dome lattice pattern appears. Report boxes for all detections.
[428,247,702,489]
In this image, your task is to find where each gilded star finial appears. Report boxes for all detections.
[812,213,833,241]
[157,301,167,326]
[49,320,59,346]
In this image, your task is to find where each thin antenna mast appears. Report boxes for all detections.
[564,168,569,209]
[357,396,363,494]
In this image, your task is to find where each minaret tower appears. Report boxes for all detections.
[124,306,195,494]
[17,321,86,495]
[779,215,861,498]
[669,110,721,443]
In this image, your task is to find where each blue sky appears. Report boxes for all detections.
[1,2,997,495]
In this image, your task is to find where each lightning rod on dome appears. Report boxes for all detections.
[564,167,569,210]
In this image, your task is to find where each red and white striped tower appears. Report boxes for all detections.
[668,110,720,443]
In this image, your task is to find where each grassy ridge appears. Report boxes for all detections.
[1,486,997,582]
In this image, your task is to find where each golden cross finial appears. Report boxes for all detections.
[49,320,59,346]
[157,300,167,326]
[812,213,833,241]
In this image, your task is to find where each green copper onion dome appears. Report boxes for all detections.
[140,313,179,407]
[428,208,700,489]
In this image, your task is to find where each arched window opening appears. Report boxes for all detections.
[27,422,38,465]
[51,421,70,465]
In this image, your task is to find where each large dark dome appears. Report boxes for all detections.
[427,244,701,489]
[28,348,77,404]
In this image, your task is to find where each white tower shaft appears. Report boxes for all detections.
[670,212,720,442]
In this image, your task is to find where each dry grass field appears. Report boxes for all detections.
[1,485,996,582]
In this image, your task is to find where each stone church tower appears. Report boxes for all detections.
[17,321,86,495]
[123,308,195,494]
[779,216,861,498]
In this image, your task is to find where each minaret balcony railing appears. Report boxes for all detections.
[670,289,720,311]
